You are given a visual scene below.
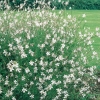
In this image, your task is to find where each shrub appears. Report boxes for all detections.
[67,0,100,10]
[0,9,99,100]
[1,0,100,10]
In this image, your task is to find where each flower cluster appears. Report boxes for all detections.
[0,8,99,100]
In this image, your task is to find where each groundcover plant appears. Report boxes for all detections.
[0,1,100,100]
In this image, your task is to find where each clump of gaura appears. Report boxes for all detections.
[0,5,100,100]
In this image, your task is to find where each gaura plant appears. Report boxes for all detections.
[0,1,100,100]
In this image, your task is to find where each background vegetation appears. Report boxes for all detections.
[0,0,100,10]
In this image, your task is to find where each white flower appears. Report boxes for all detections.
[30,81,34,85]
[55,63,60,66]
[8,43,13,50]
[14,38,21,44]
[68,15,71,19]
[34,67,38,73]
[20,4,24,9]
[7,63,14,72]
[39,60,44,66]
[5,90,13,97]
[63,93,69,99]
[46,34,51,39]
[82,93,86,97]
[3,50,8,56]
[22,76,25,81]
[98,78,100,82]
[7,60,20,72]
[29,61,34,66]
[0,87,2,94]
[41,44,45,48]
[14,80,17,84]
[58,55,64,61]
[5,80,9,85]
[87,40,92,45]
[29,50,34,56]
[34,21,40,26]
[25,45,29,48]
[16,67,21,73]
[93,51,97,56]
[82,14,86,18]
[13,61,19,68]
[46,84,53,90]
[69,7,72,10]
[49,68,53,73]
[58,0,61,3]
[25,67,30,73]
[96,27,99,31]
[21,52,27,58]
[46,51,50,56]
[65,1,69,6]
[56,88,62,95]
[12,97,16,100]
[52,38,56,44]
[22,88,27,93]
[61,44,65,48]
[30,94,34,99]
[51,80,56,85]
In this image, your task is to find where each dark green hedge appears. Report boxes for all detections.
[0,0,100,10]
[50,0,100,10]
[67,0,100,10]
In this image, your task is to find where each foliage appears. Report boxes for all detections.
[0,0,100,10]
[67,0,100,10]
[0,9,100,100]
